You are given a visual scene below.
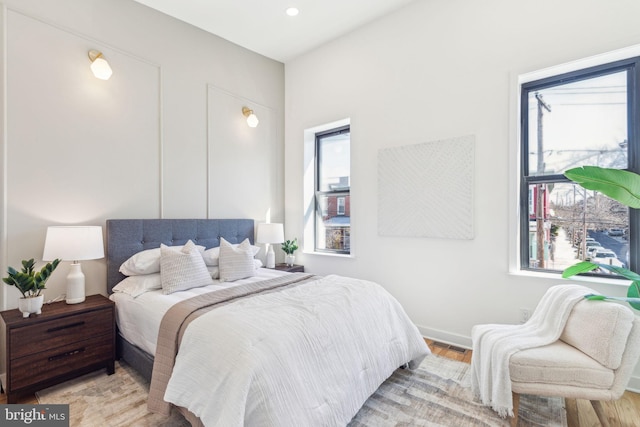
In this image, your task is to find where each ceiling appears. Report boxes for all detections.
[132,0,416,63]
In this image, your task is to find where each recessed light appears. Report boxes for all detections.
[286,7,299,17]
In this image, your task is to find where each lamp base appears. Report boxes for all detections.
[266,245,275,269]
[66,263,86,304]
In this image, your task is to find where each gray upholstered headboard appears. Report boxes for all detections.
[106,219,254,293]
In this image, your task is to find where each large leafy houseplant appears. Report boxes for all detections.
[3,258,61,298]
[561,166,640,310]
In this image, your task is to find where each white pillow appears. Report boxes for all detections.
[203,239,260,266]
[209,260,263,279]
[218,238,257,282]
[160,240,213,294]
[112,274,162,298]
[120,243,205,276]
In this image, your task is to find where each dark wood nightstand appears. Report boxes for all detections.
[272,263,304,273]
[0,294,115,403]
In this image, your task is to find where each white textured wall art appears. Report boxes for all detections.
[378,135,474,239]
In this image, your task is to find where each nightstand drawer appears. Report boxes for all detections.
[9,308,113,360]
[9,335,113,391]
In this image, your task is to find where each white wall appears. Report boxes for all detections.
[284,0,640,387]
[0,0,284,308]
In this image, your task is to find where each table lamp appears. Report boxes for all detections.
[257,223,284,268]
[42,226,105,304]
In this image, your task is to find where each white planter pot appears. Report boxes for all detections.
[18,295,44,318]
[285,254,295,267]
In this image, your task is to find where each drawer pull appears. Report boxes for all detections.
[48,347,85,362]
[46,321,85,333]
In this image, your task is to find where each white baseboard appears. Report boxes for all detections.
[626,376,640,393]
[418,324,472,349]
[417,323,640,394]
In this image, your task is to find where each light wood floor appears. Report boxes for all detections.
[425,339,640,427]
[2,341,639,426]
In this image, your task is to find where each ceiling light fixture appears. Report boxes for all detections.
[88,50,113,80]
[286,7,299,17]
[242,106,259,128]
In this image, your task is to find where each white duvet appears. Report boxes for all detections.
[110,268,288,355]
[163,274,429,427]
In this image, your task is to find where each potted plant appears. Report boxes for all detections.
[3,258,60,317]
[561,166,640,310]
[281,238,299,267]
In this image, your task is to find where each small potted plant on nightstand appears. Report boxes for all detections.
[3,258,60,318]
[281,238,298,267]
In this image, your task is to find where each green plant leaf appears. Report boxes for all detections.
[34,259,60,289]
[593,264,640,281]
[584,294,607,300]
[564,166,640,209]
[561,261,599,278]
[628,281,640,310]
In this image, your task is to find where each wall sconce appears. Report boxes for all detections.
[242,106,259,128]
[88,49,113,80]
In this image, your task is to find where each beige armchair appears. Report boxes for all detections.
[509,299,640,427]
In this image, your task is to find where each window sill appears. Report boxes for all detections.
[303,250,354,259]
[509,268,631,287]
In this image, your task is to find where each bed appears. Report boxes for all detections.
[106,218,430,426]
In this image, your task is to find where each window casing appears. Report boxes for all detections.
[315,126,350,254]
[520,56,640,277]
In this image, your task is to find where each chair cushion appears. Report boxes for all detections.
[560,300,634,369]
[510,341,614,389]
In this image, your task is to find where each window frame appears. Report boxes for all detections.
[314,125,351,255]
[519,56,640,277]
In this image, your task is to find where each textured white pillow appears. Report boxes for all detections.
[218,238,256,282]
[120,244,205,276]
[203,240,260,266]
[210,259,262,279]
[112,274,162,297]
[160,240,214,294]
[209,259,262,279]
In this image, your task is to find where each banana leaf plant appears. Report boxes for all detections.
[562,166,640,310]
[2,258,61,298]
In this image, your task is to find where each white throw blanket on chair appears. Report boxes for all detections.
[470,284,594,417]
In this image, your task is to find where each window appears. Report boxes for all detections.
[520,56,640,276]
[315,126,350,254]
[337,197,346,215]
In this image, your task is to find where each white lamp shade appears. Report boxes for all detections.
[43,226,105,261]
[90,57,113,80]
[256,223,284,244]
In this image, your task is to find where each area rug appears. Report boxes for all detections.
[348,355,566,427]
[36,356,566,426]
[36,362,189,427]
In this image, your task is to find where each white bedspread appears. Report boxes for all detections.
[163,274,429,427]
[110,268,288,355]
